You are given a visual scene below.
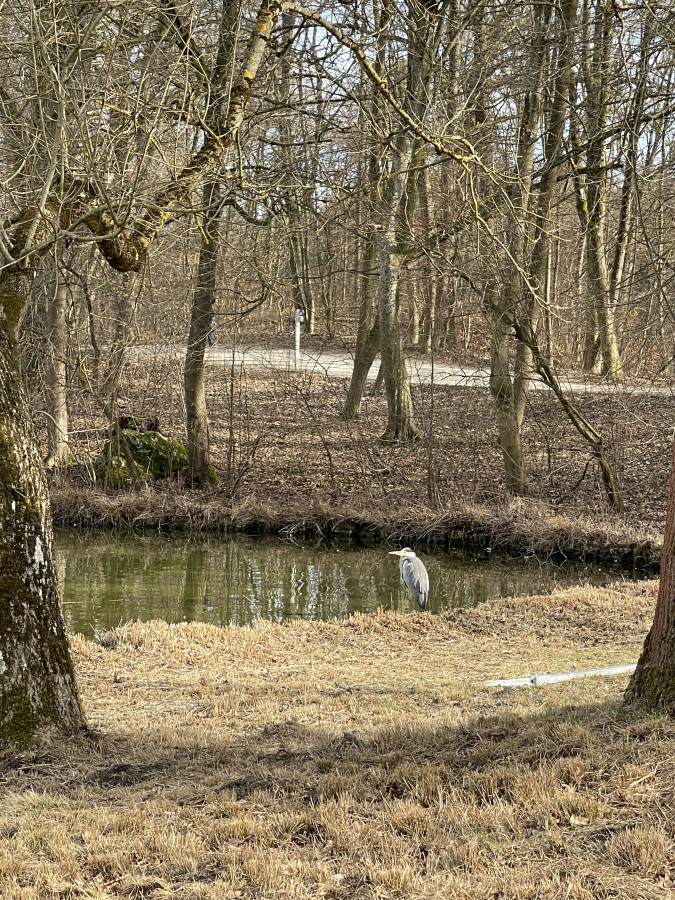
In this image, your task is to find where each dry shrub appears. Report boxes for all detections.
[608,825,670,877]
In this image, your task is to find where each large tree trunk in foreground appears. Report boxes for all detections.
[0,308,84,744]
[625,438,675,709]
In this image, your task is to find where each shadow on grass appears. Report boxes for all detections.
[2,692,674,899]
[2,692,671,804]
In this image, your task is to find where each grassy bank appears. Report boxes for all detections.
[49,482,663,572]
[2,581,674,898]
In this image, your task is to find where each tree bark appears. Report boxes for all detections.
[182,0,244,486]
[626,436,675,708]
[489,298,528,494]
[0,302,84,744]
[184,181,220,486]
[44,259,70,470]
[342,24,383,421]
[486,0,553,493]
[574,0,623,380]
[416,161,435,354]
[342,236,379,420]
[432,0,461,351]
[377,227,419,442]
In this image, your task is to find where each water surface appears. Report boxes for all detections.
[54,531,638,639]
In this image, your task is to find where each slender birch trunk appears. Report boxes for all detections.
[44,260,70,470]
[1,281,84,744]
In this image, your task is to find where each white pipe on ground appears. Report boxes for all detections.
[484,663,636,688]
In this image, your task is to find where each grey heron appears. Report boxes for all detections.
[389,547,429,610]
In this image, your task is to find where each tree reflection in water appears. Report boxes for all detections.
[55,531,638,639]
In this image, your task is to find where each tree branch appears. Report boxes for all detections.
[282,2,477,166]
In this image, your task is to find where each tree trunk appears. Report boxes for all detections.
[0,308,84,745]
[586,209,623,380]
[44,260,70,470]
[342,236,379,420]
[183,0,242,487]
[581,260,601,371]
[184,181,220,486]
[377,228,419,442]
[485,0,554,494]
[434,277,457,350]
[489,300,528,494]
[278,10,316,338]
[625,436,675,709]
[416,161,435,354]
[433,0,461,351]
[575,0,623,381]
[410,279,420,348]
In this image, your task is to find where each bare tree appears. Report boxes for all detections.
[0,0,281,744]
[569,0,623,379]
[183,0,243,486]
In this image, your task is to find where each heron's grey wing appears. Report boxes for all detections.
[401,557,429,608]
[415,559,429,596]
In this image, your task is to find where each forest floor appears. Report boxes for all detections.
[48,344,674,567]
[2,581,673,899]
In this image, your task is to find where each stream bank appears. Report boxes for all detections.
[50,481,662,573]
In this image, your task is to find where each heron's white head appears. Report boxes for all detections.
[388,547,416,558]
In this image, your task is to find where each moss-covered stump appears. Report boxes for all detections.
[95,429,188,486]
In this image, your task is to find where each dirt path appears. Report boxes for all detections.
[128,343,675,396]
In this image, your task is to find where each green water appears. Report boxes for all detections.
[54,531,639,639]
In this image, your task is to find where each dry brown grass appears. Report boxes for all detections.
[49,483,663,574]
[2,581,674,899]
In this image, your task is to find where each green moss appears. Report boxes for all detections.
[189,463,218,487]
[0,685,41,747]
[626,658,675,712]
[95,428,188,485]
[0,274,30,336]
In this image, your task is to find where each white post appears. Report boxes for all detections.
[294,308,304,369]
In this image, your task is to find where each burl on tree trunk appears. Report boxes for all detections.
[625,437,675,709]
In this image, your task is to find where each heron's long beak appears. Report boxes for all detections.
[388,550,405,556]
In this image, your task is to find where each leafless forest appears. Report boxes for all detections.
[4,0,675,533]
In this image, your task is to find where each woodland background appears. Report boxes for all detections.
[5,0,675,543]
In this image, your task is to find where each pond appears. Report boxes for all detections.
[54,531,643,639]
